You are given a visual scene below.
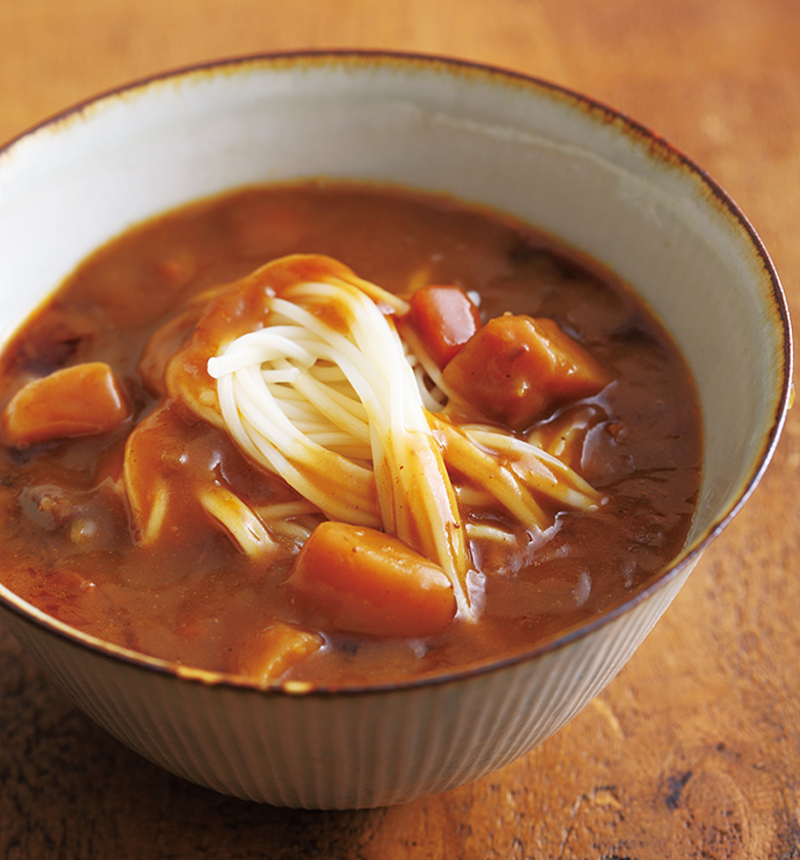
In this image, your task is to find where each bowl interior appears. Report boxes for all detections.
[0,52,791,642]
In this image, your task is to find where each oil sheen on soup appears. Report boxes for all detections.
[0,182,702,686]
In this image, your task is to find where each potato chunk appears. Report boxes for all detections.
[1,361,130,446]
[234,622,323,683]
[286,521,457,638]
[442,315,611,431]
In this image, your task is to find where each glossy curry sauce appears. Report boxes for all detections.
[0,182,702,686]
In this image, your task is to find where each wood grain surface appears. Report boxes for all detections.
[1,1,798,858]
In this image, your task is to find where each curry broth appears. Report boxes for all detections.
[0,182,702,685]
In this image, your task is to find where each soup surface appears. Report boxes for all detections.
[0,182,702,686]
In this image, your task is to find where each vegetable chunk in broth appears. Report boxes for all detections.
[0,182,702,686]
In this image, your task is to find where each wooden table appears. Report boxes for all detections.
[1,2,798,857]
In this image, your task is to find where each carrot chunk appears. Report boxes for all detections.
[1,362,130,446]
[408,284,481,368]
[286,521,457,638]
[442,315,611,431]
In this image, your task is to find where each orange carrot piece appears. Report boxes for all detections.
[1,361,130,446]
[286,521,457,638]
[408,284,481,368]
[442,314,612,431]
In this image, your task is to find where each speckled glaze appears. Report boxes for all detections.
[0,53,791,808]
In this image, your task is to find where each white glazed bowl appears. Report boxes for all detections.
[0,53,792,808]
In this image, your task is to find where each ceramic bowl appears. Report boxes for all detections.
[0,52,792,808]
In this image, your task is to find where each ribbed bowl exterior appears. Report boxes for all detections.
[0,557,695,808]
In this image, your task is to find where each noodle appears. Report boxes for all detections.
[208,261,471,616]
[204,255,605,622]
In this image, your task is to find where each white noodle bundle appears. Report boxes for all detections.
[207,275,472,618]
[205,260,605,624]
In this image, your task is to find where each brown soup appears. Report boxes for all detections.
[0,181,702,686]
